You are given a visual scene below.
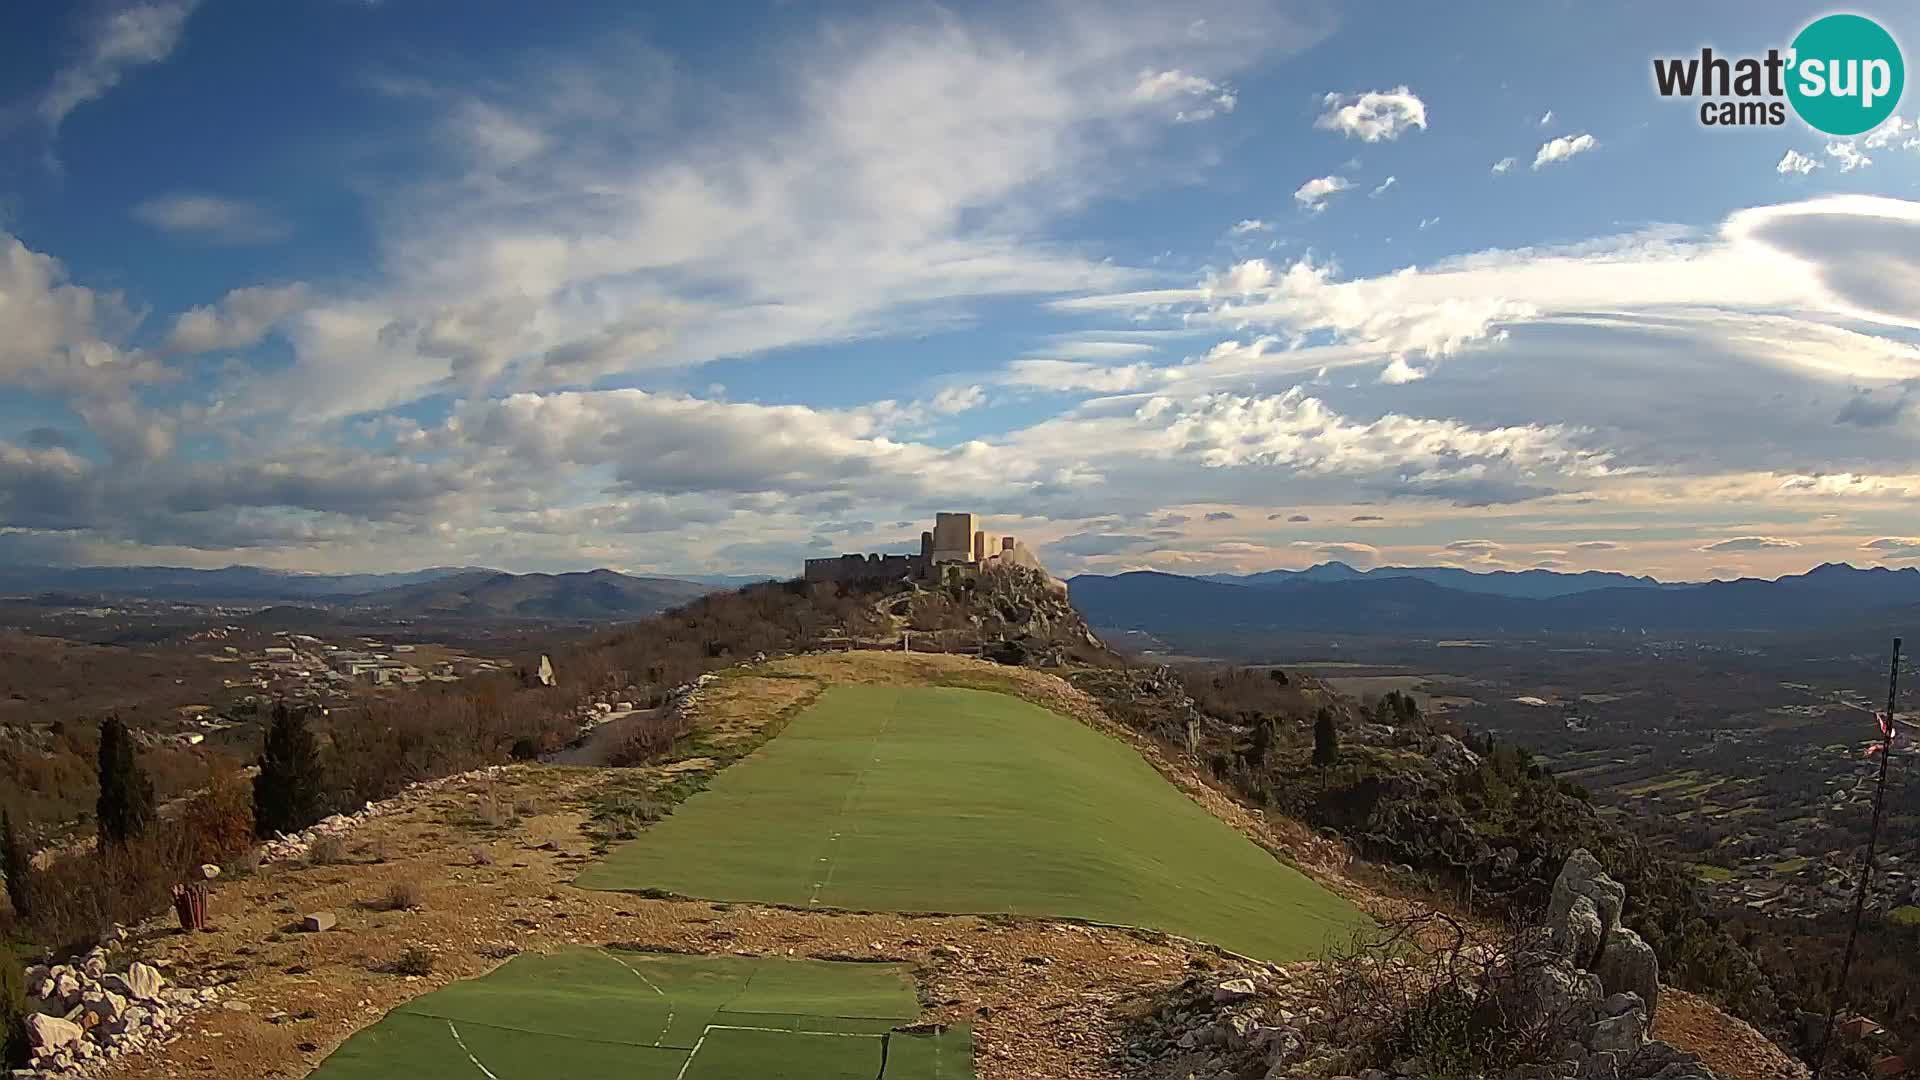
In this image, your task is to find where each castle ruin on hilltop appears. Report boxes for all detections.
[803,512,1046,585]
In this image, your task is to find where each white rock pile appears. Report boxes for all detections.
[260,764,508,863]
[19,940,223,1078]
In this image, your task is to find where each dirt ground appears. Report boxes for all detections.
[88,651,1799,1080]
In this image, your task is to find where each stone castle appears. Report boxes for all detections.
[803,512,1045,584]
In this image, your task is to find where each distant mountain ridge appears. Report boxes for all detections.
[1198,560,1668,599]
[1070,562,1920,636]
[348,568,717,620]
[0,564,497,600]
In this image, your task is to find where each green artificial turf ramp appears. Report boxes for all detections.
[306,949,971,1079]
[578,685,1368,961]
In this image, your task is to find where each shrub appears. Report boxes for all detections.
[606,712,695,768]
[509,738,540,762]
[1,949,26,1069]
[307,835,349,866]
[96,716,156,850]
[2,811,31,921]
[473,788,514,829]
[391,945,435,976]
[255,703,329,838]
[179,766,256,866]
[1313,707,1340,767]
[385,880,424,911]
[593,792,663,840]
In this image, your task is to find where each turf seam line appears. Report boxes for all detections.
[399,1011,698,1051]
[599,947,675,1047]
[809,691,899,906]
[445,1021,502,1080]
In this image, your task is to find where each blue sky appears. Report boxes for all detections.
[3,0,1919,579]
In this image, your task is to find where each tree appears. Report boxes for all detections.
[1313,707,1340,767]
[1,810,29,920]
[1,948,26,1069]
[254,702,328,838]
[96,715,156,850]
[1244,718,1274,768]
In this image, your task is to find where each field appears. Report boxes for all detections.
[309,949,972,1079]
[578,685,1367,962]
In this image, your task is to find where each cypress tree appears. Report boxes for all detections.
[0,810,29,920]
[96,715,156,850]
[1,949,27,1069]
[1313,707,1339,767]
[254,702,328,838]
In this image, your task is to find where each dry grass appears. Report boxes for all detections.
[307,835,348,866]
[383,879,424,911]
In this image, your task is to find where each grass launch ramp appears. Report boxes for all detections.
[579,684,1367,962]
[307,949,972,1079]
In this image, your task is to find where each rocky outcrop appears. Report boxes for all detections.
[1123,850,1721,1080]
[20,935,227,1077]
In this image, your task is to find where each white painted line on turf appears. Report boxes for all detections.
[446,1020,502,1080]
[674,1022,886,1079]
[599,948,675,1047]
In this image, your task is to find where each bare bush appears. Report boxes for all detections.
[605,712,695,768]
[384,879,425,911]
[390,945,435,976]
[307,834,349,866]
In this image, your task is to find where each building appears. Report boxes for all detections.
[803,512,1046,584]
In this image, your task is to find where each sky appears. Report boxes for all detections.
[2,0,1920,582]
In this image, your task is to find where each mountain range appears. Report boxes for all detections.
[1069,561,1920,636]
[0,564,724,620]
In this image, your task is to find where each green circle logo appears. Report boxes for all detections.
[1788,14,1904,135]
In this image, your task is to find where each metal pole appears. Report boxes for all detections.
[1813,637,1902,1078]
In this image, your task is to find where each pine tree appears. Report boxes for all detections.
[254,702,328,838]
[1,948,27,1069]
[1313,707,1339,767]
[1,809,29,920]
[96,715,156,850]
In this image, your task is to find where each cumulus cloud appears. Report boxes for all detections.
[1697,536,1801,552]
[38,1,200,132]
[1533,133,1597,169]
[133,194,289,244]
[1491,157,1516,174]
[1378,356,1427,384]
[1861,115,1916,150]
[1315,86,1428,142]
[1776,149,1823,175]
[1293,175,1351,212]
[166,284,310,352]
[1826,140,1872,172]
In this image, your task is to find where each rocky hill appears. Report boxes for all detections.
[347,567,717,620]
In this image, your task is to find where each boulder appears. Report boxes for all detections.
[1594,928,1659,1021]
[1506,964,1601,1027]
[27,1013,85,1052]
[302,911,338,932]
[1550,849,1626,955]
[121,962,165,1002]
[1212,978,1259,1004]
[1586,995,1647,1054]
[1555,893,1605,969]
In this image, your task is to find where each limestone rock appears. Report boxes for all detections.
[1594,928,1659,1021]
[27,1013,85,1051]
[121,962,164,1002]
[1555,893,1604,969]
[1211,978,1258,1004]
[1550,849,1625,956]
[1586,994,1647,1054]
[302,911,338,932]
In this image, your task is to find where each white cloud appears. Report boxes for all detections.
[1418,216,1439,230]
[1293,175,1351,212]
[1697,536,1800,553]
[930,384,986,414]
[1533,133,1596,169]
[1378,356,1427,384]
[1000,359,1172,393]
[1230,218,1270,234]
[38,1,200,131]
[1491,157,1516,174]
[1315,86,1428,142]
[166,284,310,353]
[1776,149,1823,175]
[1826,139,1872,172]
[1370,175,1397,198]
[133,194,290,244]
[1861,115,1912,150]
[1130,69,1237,122]
[1864,536,1920,561]
[1539,109,1554,126]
